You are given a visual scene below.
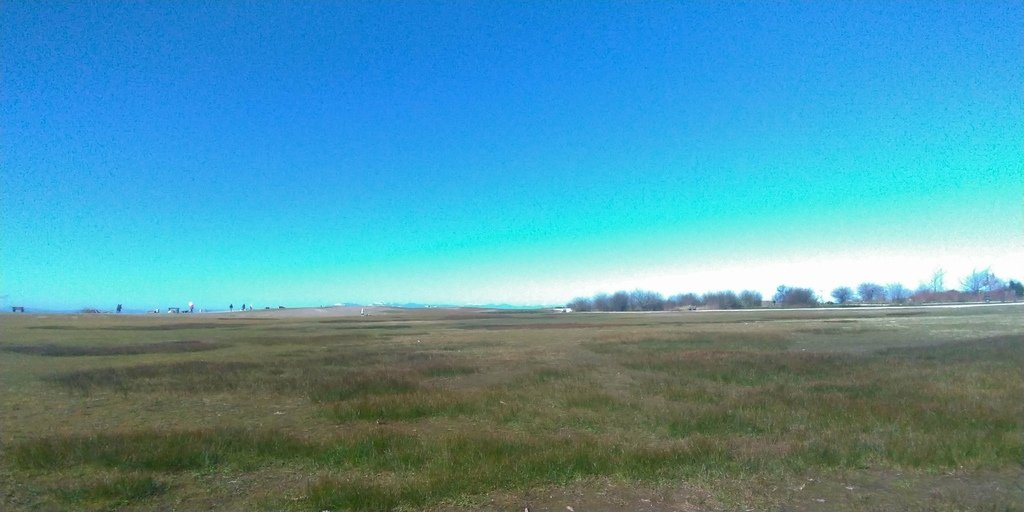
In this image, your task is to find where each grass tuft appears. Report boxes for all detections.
[3,309,1022,510]
[422,363,478,377]
[2,340,226,357]
[307,370,418,402]
[56,474,168,509]
[46,361,264,394]
[8,429,315,471]
[325,391,480,421]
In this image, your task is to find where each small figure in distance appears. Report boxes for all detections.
[229,304,233,312]
[242,304,246,311]
[188,301,195,313]
[116,304,122,313]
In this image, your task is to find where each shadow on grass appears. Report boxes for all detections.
[2,340,227,357]
[585,333,791,355]
[47,361,267,394]
[324,391,481,421]
[9,429,314,471]
[877,334,1024,364]
[44,351,481,400]
[56,474,168,510]
[24,322,240,331]
[9,395,1023,511]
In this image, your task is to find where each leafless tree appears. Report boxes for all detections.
[703,291,741,309]
[831,286,853,304]
[774,285,817,307]
[857,282,885,303]
[609,291,630,312]
[886,283,911,303]
[667,293,700,308]
[566,297,593,312]
[628,289,665,311]
[929,268,946,293]
[739,290,762,308]
[961,268,1003,295]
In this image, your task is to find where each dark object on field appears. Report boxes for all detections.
[12,306,25,312]
[278,306,285,309]
[167,307,180,314]
[229,304,233,311]
[116,304,122,313]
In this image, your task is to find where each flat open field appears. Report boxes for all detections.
[1,305,1022,511]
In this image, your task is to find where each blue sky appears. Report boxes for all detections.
[2,1,1022,310]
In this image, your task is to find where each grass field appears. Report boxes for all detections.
[1,305,1022,511]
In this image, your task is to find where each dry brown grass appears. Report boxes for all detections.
[0,305,1021,511]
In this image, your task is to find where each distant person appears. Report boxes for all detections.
[116,304,122,313]
[188,301,194,313]
[242,303,246,311]
[229,304,234,311]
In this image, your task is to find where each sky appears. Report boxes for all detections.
[2,1,1022,310]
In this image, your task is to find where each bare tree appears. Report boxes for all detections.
[703,291,741,309]
[592,293,611,311]
[831,286,853,304]
[609,291,630,312]
[739,290,762,308]
[566,297,593,312]
[962,269,986,294]
[628,289,665,311]
[929,268,946,293]
[774,285,817,307]
[857,282,885,303]
[667,293,700,309]
[886,283,911,303]
[961,268,1003,295]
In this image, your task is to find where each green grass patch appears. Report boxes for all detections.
[586,333,791,355]
[879,335,1024,364]
[3,307,1023,510]
[307,370,418,402]
[422,363,478,377]
[8,429,315,471]
[46,361,268,394]
[1,340,226,357]
[306,432,742,511]
[56,474,168,509]
[325,391,480,421]
[525,367,574,383]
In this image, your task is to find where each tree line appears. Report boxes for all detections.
[566,286,818,312]
[566,269,1022,311]
[831,268,1022,305]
